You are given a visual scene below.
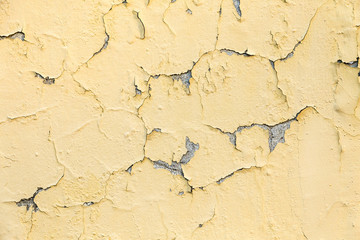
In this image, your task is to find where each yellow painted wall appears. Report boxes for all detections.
[1,0,360,239]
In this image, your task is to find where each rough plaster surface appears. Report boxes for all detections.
[0,0,360,239]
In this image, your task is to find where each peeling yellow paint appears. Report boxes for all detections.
[1,0,360,239]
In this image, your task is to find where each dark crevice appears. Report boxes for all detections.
[215,165,265,185]
[0,31,25,41]
[263,106,309,151]
[278,41,300,61]
[171,70,192,88]
[148,128,162,134]
[92,32,109,56]
[269,60,275,70]
[15,175,64,211]
[220,48,252,57]
[143,51,217,89]
[16,187,45,212]
[35,72,55,85]
[135,84,142,95]
[210,106,309,152]
[157,107,309,187]
[216,172,234,184]
[83,202,94,206]
[148,69,192,89]
[275,7,320,62]
[153,136,199,176]
[126,165,133,174]
[337,58,359,68]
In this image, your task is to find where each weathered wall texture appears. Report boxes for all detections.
[1,0,360,239]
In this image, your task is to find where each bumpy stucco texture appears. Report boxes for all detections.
[1,0,360,239]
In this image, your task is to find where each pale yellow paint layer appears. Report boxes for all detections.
[0,0,359,239]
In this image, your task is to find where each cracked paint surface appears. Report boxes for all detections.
[1,0,360,239]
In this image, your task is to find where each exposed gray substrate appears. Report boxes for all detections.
[153,136,199,175]
[16,188,44,212]
[223,120,293,152]
[269,60,275,69]
[153,160,184,176]
[337,58,359,68]
[0,31,25,41]
[268,121,292,151]
[220,48,252,57]
[126,165,133,174]
[180,137,199,164]
[135,84,142,95]
[222,108,309,152]
[225,132,237,146]
[171,70,192,88]
[232,0,241,17]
